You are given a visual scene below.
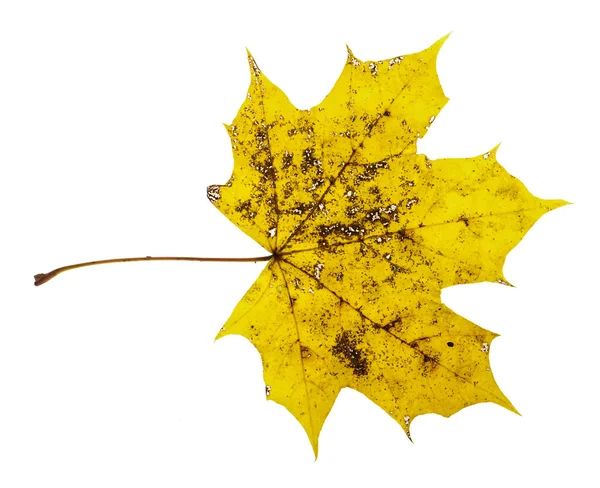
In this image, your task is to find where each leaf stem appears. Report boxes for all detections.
[34,255,273,286]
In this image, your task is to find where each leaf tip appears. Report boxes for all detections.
[345,45,361,66]
[488,375,520,416]
[544,199,572,212]
[214,327,225,342]
[431,32,452,54]
[505,399,521,416]
[497,276,515,288]
[311,441,319,460]
[245,48,261,77]
[475,145,501,163]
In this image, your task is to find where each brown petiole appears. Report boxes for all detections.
[34,255,273,286]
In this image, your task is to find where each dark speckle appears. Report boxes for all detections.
[331,330,369,376]
[281,150,293,170]
[317,221,365,240]
[235,199,257,220]
[421,353,440,376]
[447,341,454,347]
[390,263,410,274]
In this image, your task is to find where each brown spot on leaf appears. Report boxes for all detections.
[331,330,369,376]
[235,199,257,220]
[317,221,365,240]
[421,353,440,376]
[301,345,313,359]
[281,150,293,170]
[390,263,410,274]
[355,161,389,185]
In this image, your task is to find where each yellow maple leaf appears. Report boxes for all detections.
[209,36,567,455]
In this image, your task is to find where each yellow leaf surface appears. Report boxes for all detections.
[208,36,567,456]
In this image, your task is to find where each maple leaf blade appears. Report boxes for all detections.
[285,263,518,425]
[280,153,431,253]
[411,149,568,287]
[282,148,568,289]
[314,35,449,166]
[273,37,451,253]
[208,53,284,253]
[215,260,343,457]
[211,38,567,454]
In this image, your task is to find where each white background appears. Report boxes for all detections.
[1,0,598,486]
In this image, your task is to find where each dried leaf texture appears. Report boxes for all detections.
[208,37,566,456]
